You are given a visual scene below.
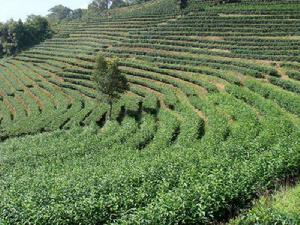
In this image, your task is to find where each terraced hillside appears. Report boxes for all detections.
[0,0,300,224]
[230,183,300,224]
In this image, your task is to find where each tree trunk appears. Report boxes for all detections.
[108,101,113,121]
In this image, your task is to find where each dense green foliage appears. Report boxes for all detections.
[48,5,73,21]
[230,184,300,225]
[0,16,52,57]
[48,5,83,22]
[88,0,153,11]
[93,55,129,119]
[0,0,300,224]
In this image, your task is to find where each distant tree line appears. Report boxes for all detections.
[0,4,86,58]
[46,0,243,24]
[46,0,157,24]
[0,0,244,58]
[0,16,52,57]
[87,0,153,11]
[47,5,84,23]
[46,1,152,23]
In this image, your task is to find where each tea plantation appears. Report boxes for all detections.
[0,0,300,224]
[230,183,300,224]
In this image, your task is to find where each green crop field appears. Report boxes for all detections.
[230,183,300,224]
[0,0,300,224]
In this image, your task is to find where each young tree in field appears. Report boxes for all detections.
[93,55,129,120]
[178,0,188,11]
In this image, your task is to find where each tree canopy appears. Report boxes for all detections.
[179,0,188,10]
[88,0,152,11]
[93,55,129,120]
[88,0,111,10]
[0,16,52,57]
[48,5,73,21]
[47,5,83,23]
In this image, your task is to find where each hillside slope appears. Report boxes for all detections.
[0,0,300,224]
[230,183,300,224]
[0,0,300,138]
